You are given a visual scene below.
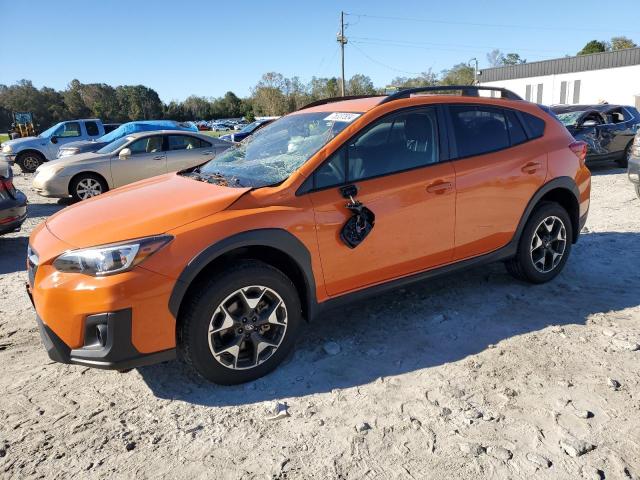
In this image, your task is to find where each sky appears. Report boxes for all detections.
[2,0,639,102]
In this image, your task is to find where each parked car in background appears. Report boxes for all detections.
[28,86,590,384]
[57,120,198,159]
[0,159,27,235]
[627,130,640,199]
[211,123,230,132]
[1,119,108,173]
[220,118,276,142]
[103,123,121,134]
[552,104,640,167]
[33,130,231,201]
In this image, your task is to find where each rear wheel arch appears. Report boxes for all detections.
[169,229,318,326]
[515,177,581,245]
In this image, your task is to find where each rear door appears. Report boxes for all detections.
[306,107,456,296]
[447,105,548,260]
[165,135,216,172]
[110,135,166,187]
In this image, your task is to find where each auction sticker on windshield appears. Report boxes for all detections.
[324,112,361,123]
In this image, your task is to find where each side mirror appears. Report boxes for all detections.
[581,120,598,128]
[119,147,131,160]
[50,136,58,144]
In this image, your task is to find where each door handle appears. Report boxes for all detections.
[426,181,453,194]
[521,162,541,174]
[153,155,164,161]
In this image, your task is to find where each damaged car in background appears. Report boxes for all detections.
[552,104,640,167]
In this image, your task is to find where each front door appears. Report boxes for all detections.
[306,107,456,296]
[111,135,166,187]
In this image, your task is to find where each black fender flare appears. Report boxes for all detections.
[512,176,581,246]
[168,228,318,321]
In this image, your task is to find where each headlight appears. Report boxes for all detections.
[35,165,65,181]
[53,235,173,276]
[2,145,12,154]
[58,148,78,158]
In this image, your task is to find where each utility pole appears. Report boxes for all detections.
[469,57,479,85]
[337,11,348,96]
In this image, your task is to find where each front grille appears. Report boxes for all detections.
[27,245,39,287]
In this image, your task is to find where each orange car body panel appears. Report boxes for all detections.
[29,93,591,359]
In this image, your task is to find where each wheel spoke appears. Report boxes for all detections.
[250,332,278,366]
[530,232,543,252]
[239,287,268,309]
[209,305,235,334]
[212,335,244,369]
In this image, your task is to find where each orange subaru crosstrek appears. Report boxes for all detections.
[28,86,591,384]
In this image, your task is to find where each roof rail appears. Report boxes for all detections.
[299,95,382,110]
[378,85,523,105]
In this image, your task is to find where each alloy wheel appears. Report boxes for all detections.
[76,178,103,199]
[208,285,288,370]
[530,216,567,273]
[22,155,41,171]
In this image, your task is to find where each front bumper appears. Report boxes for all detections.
[35,308,175,370]
[32,174,71,198]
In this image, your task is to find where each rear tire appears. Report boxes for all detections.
[16,151,45,173]
[70,173,108,201]
[178,260,302,385]
[505,202,573,284]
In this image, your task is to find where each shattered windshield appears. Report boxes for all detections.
[195,112,359,187]
[556,111,585,127]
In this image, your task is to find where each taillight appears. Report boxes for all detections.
[0,178,16,199]
[569,141,588,165]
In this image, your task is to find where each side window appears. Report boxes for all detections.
[348,108,439,182]
[520,112,545,140]
[85,121,99,136]
[128,136,164,155]
[505,110,528,146]
[450,106,509,158]
[168,135,210,151]
[54,122,81,138]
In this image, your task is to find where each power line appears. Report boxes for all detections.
[350,42,424,75]
[344,12,640,35]
[349,36,567,55]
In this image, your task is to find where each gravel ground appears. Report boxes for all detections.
[1,165,639,479]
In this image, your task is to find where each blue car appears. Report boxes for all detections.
[56,120,198,158]
[220,119,275,143]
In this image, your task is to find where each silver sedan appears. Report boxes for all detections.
[33,130,231,201]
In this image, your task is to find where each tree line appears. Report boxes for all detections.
[8,36,635,134]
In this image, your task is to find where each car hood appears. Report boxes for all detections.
[2,136,45,150]
[45,173,250,248]
[40,151,108,170]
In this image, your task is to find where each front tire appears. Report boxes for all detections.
[16,151,45,173]
[178,260,302,385]
[505,202,573,284]
[70,173,108,201]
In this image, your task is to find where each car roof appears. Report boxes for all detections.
[297,96,386,114]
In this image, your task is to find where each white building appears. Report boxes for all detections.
[479,47,640,107]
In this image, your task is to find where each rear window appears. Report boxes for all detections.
[85,121,99,136]
[450,106,510,158]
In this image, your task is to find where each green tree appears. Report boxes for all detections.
[389,71,438,89]
[486,49,504,67]
[347,74,376,95]
[251,72,289,116]
[440,63,475,85]
[502,53,526,65]
[578,40,608,55]
[611,36,637,50]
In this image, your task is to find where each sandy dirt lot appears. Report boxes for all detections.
[1,165,639,479]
